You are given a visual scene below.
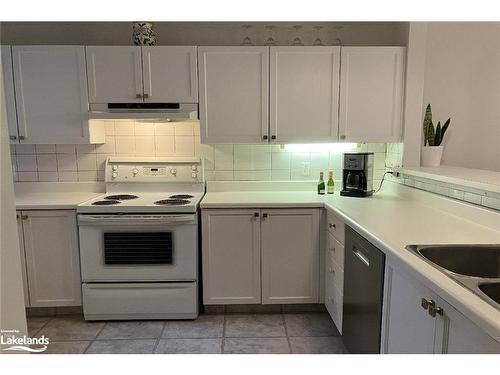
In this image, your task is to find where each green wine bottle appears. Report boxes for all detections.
[317,172,325,195]
[327,170,335,194]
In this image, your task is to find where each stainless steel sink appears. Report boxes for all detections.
[406,244,500,310]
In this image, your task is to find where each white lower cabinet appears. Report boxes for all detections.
[382,260,500,353]
[17,210,82,307]
[202,208,320,305]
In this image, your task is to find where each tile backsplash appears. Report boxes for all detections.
[11,119,389,183]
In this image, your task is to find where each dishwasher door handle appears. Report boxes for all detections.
[353,246,370,267]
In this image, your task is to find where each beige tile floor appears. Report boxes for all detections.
[28,312,348,354]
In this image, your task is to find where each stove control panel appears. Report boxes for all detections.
[105,158,203,183]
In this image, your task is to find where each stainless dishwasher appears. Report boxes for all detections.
[343,226,385,353]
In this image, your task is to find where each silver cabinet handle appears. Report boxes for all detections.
[19,136,25,140]
[136,94,142,99]
[428,301,444,317]
[21,215,28,220]
[262,213,268,220]
[143,93,150,99]
[262,135,268,141]
[10,135,17,141]
[352,246,370,267]
[271,135,276,140]
[421,298,432,310]
[340,135,346,140]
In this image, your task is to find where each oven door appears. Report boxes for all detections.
[78,214,197,282]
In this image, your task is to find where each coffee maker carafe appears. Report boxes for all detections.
[340,153,374,197]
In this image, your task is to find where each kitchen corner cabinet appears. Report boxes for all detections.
[198,47,269,144]
[10,46,103,144]
[16,210,82,307]
[202,208,320,305]
[270,47,340,143]
[339,47,406,142]
[382,261,500,353]
[86,46,198,103]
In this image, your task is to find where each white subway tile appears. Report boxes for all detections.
[95,136,116,154]
[77,153,97,171]
[115,136,136,154]
[114,120,135,135]
[17,172,38,182]
[290,152,311,169]
[36,144,56,154]
[214,170,233,180]
[271,152,291,170]
[434,185,450,197]
[58,172,78,181]
[174,122,195,136]
[214,145,234,170]
[203,170,215,181]
[271,169,291,181]
[310,152,329,170]
[78,171,98,181]
[36,154,57,171]
[155,136,175,155]
[96,154,108,171]
[55,145,76,154]
[17,155,38,171]
[134,121,155,136]
[175,136,195,155]
[57,153,78,171]
[38,172,58,182]
[193,122,200,136]
[135,136,155,155]
[154,122,175,136]
[76,144,96,154]
[16,144,36,154]
[374,152,386,169]
[448,189,465,200]
[367,143,386,153]
[104,120,115,135]
[194,140,215,170]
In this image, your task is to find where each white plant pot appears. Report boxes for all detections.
[421,146,444,167]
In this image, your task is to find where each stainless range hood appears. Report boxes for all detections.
[89,103,198,120]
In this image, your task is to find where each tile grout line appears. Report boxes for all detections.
[221,312,227,354]
[83,322,108,354]
[153,321,167,354]
[281,313,293,354]
[29,315,55,338]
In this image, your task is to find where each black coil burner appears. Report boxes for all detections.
[104,194,139,200]
[154,199,190,206]
[92,200,121,206]
[168,194,194,199]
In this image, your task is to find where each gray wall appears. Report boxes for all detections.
[1,22,408,46]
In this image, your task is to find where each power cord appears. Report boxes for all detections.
[374,171,394,194]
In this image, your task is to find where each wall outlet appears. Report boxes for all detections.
[301,162,310,176]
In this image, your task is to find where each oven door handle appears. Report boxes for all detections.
[78,214,196,225]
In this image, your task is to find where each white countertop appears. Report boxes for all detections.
[201,181,500,342]
[15,182,104,210]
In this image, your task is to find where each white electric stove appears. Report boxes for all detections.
[77,157,204,321]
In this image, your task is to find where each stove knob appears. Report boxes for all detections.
[170,168,177,176]
[112,172,118,179]
[191,165,197,171]
[132,168,139,176]
[112,166,118,171]
[191,172,198,179]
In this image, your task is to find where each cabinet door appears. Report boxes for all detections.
[261,209,320,304]
[16,212,30,307]
[1,45,19,143]
[198,47,269,143]
[202,209,261,304]
[22,210,81,307]
[86,46,143,103]
[12,46,90,144]
[339,47,405,142]
[270,47,340,143]
[142,46,198,103]
[381,264,438,353]
[435,297,500,354]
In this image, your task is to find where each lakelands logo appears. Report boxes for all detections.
[1,329,49,353]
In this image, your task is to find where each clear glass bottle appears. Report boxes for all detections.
[327,170,335,194]
[317,172,325,195]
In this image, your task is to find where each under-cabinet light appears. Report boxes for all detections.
[284,143,358,153]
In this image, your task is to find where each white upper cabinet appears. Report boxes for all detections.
[198,47,269,144]
[142,46,198,103]
[261,209,320,304]
[86,46,143,103]
[12,46,101,144]
[22,210,81,307]
[339,47,406,142]
[270,47,341,143]
[1,46,19,143]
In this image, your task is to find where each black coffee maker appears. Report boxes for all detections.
[340,153,374,197]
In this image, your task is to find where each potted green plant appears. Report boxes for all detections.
[421,104,451,167]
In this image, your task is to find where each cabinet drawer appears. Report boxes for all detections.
[326,211,345,244]
[327,232,345,269]
[325,281,343,334]
[326,252,344,294]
